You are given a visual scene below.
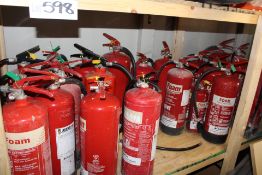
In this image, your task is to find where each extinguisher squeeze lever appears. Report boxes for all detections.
[102,33,121,48]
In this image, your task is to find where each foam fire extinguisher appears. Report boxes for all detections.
[122,81,162,175]
[102,33,136,104]
[1,75,58,175]
[196,67,240,144]
[80,77,121,175]
[135,52,156,80]
[154,41,172,71]
[36,79,76,175]
[160,62,194,135]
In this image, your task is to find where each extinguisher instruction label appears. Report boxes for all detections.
[6,126,45,150]
[207,95,236,135]
[161,115,177,128]
[124,107,143,124]
[61,153,75,175]
[123,151,142,166]
[56,122,75,159]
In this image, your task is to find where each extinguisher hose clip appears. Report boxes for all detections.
[119,47,136,77]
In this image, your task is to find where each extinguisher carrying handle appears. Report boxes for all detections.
[161,41,172,58]
[16,45,41,61]
[102,33,121,47]
[20,67,58,77]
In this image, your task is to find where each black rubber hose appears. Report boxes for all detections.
[61,78,87,96]
[120,47,136,77]
[0,59,8,67]
[147,58,155,67]
[192,62,210,74]
[156,61,177,80]
[156,142,201,151]
[191,68,221,120]
[107,62,133,81]
[148,81,161,92]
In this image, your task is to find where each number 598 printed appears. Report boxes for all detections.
[29,0,78,20]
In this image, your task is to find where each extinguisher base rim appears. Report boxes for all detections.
[197,123,227,144]
[160,122,184,136]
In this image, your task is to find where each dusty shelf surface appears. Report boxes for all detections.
[0,0,259,24]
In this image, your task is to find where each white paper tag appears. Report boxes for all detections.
[56,122,75,159]
[29,0,78,20]
[124,107,143,124]
[61,153,75,175]
[123,151,141,166]
[181,90,190,106]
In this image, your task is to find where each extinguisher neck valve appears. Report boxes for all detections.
[136,81,149,88]
[106,62,113,66]
[9,89,27,100]
[113,46,121,51]
[49,83,59,90]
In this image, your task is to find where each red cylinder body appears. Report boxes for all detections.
[122,86,162,175]
[84,67,116,94]
[74,66,95,77]
[3,98,53,175]
[153,57,170,71]
[187,89,209,132]
[204,74,240,142]
[136,63,156,80]
[80,92,121,175]
[36,88,75,175]
[103,50,131,103]
[157,63,176,111]
[60,84,81,167]
[160,68,193,135]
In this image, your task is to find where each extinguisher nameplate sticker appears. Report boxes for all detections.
[161,115,177,128]
[61,153,75,175]
[151,119,159,161]
[124,107,143,124]
[212,95,236,107]
[56,122,75,159]
[6,126,45,150]
[181,89,190,106]
[123,151,142,166]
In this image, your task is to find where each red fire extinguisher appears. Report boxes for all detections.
[2,76,57,175]
[36,80,76,175]
[121,81,162,175]
[102,33,133,104]
[186,88,209,132]
[199,71,240,144]
[80,77,121,175]
[135,53,156,80]
[154,41,172,71]
[160,63,193,135]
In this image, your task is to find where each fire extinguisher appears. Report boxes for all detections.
[122,81,162,175]
[35,79,76,175]
[102,33,136,104]
[1,75,58,175]
[80,77,121,175]
[135,52,156,80]
[154,41,172,71]
[196,67,240,144]
[186,88,209,132]
[160,62,194,135]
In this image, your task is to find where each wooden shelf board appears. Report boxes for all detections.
[0,0,259,24]
[153,130,226,175]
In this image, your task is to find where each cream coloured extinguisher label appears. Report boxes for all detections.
[151,118,159,161]
[124,107,143,124]
[123,151,142,166]
[61,153,75,175]
[208,95,236,135]
[181,90,190,106]
[6,126,45,150]
[161,115,177,128]
[56,122,75,159]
